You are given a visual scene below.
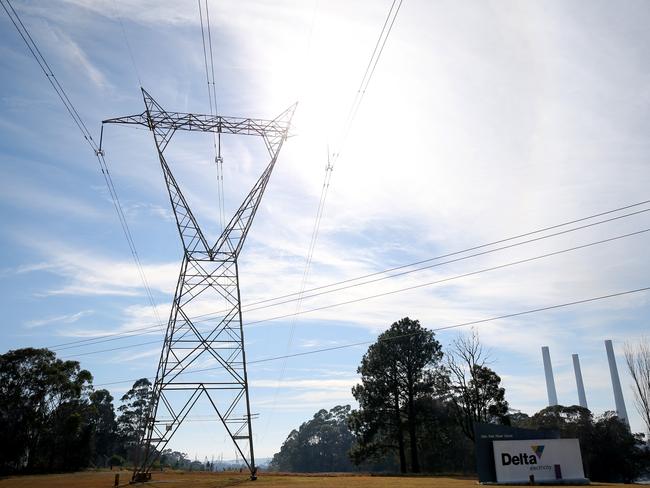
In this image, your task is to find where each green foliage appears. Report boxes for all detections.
[0,347,94,473]
[89,389,118,465]
[624,338,650,437]
[519,405,649,482]
[506,409,531,426]
[415,397,475,473]
[0,348,158,474]
[160,449,190,469]
[350,317,446,473]
[519,404,593,437]
[269,405,356,472]
[589,412,648,482]
[116,377,152,463]
[109,454,125,467]
[446,331,509,441]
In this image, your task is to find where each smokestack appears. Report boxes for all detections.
[541,346,558,406]
[572,354,588,409]
[604,339,629,427]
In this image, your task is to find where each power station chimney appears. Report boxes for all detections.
[541,346,558,406]
[604,339,629,427]
[572,354,588,409]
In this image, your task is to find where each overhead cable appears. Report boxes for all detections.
[43,201,649,350]
[198,0,226,231]
[1,0,165,333]
[90,284,650,388]
[265,0,411,435]
[58,226,650,356]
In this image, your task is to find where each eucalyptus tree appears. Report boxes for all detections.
[625,337,650,437]
[270,405,355,472]
[0,347,93,472]
[446,330,509,441]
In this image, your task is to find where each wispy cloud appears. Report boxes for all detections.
[0,169,105,220]
[50,27,108,89]
[13,238,178,298]
[108,348,161,364]
[25,309,94,328]
[9,8,111,90]
[59,0,200,27]
[123,202,174,222]
[253,377,357,390]
[252,376,359,414]
[297,339,345,349]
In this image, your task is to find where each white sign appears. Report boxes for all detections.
[493,438,585,483]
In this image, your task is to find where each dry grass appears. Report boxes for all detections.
[0,470,247,488]
[245,473,477,488]
[0,470,630,488]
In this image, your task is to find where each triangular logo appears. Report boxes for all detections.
[530,445,545,459]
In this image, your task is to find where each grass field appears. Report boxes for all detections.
[0,470,628,488]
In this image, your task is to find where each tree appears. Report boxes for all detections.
[446,330,509,441]
[350,317,445,473]
[0,348,93,473]
[507,409,531,426]
[269,405,355,472]
[415,396,475,473]
[519,404,592,436]
[89,389,118,466]
[117,378,152,463]
[588,411,648,482]
[159,449,189,469]
[521,405,649,482]
[625,337,650,437]
[110,454,125,469]
[41,401,93,470]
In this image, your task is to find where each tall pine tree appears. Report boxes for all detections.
[350,317,445,473]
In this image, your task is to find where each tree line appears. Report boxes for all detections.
[1,320,648,481]
[0,348,198,474]
[269,318,650,481]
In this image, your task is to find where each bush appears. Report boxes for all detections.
[110,454,125,468]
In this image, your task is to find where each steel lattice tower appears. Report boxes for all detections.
[104,89,295,482]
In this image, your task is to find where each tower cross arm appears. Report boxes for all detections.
[103,111,291,139]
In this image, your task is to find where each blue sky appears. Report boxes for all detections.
[1,0,649,460]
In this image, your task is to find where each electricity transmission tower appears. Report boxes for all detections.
[104,89,295,482]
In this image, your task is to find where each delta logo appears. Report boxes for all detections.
[530,445,545,460]
[501,445,545,466]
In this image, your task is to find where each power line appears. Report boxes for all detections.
[53,328,163,352]
[91,285,650,388]
[286,0,406,324]
[67,339,163,358]
[243,227,650,327]
[267,0,447,436]
[198,0,225,231]
[288,0,405,315]
[252,286,650,360]
[111,0,142,87]
[2,0,165,334]
[243,201,650,310]
[241,208,650,314]
[59,226,650,356]
[43,201,649,350]
[35,0,411,356]
[207,1,226,232]
[334,0,403,160]
[1,0,96,151]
